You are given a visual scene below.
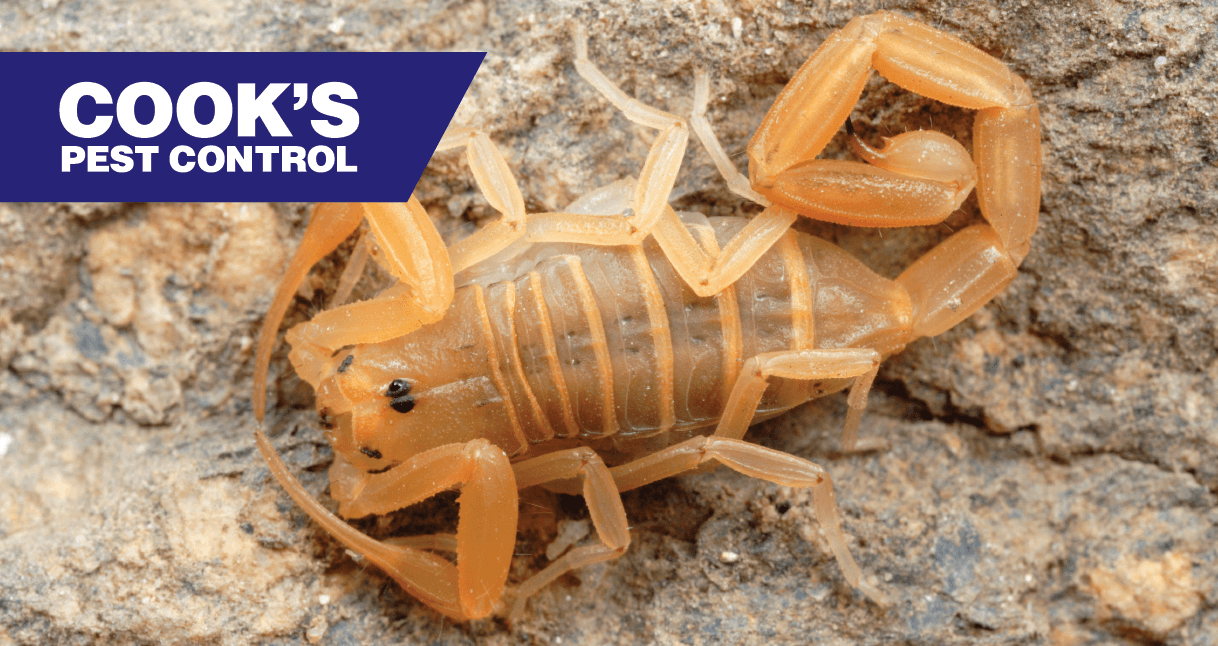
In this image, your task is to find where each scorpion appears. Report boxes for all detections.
[252,11,1040,621]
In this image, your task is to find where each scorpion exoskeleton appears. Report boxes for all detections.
[253,10,1040,621]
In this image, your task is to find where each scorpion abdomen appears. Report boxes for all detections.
[474,216,913,448]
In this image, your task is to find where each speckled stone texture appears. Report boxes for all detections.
[1,1,1215,644]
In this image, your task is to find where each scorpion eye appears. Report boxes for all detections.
[386,379,411,397]
[389,397,416,414]
[386,379,415,414]
[359,447,383,460]
[337,354,354,373]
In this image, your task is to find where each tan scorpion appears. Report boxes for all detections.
[252,10,1041,621]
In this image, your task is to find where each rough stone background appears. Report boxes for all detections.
[1,0,1216,644]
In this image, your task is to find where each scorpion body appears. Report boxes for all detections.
[327,210,909,470]
[253,11,1041,621]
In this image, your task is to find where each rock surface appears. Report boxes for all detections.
[2,0,1216,644]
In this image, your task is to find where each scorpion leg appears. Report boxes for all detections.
[507,447,632,619]
[612,437,886,604]
[255,432,517,620]
[709,349,882,449]
[385,534,459,553]
[560,28,800,299]
[435,28,692,258]
[441,110,694,269]
[437,127,530,273]
[512,26,689,250]
[603,348,889,603]
[650,204,798,298]
[689,70,769,206]
[327,229,371,308]
[438,66,787,285]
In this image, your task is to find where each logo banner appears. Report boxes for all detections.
[0,52,484,201]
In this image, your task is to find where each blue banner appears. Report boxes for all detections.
[0,52,484,201]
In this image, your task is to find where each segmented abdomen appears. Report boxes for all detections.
[478,216,910,447]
